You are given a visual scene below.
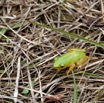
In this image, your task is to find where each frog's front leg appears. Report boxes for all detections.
[66,64,75,74]
[57,66,66,72]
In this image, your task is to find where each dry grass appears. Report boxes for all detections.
[0,0,104,103]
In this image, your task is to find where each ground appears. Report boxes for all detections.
[0,0,104,103]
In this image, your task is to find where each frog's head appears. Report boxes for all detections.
[53,57,64,69]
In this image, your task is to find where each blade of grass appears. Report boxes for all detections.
[0,21,28,39]
[78,70,99,77]
[72,71,77,103]
[0,28,10,42]
[30,21,104,49]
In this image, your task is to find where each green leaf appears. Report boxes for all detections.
[21,88,29,95]
[21,81,34,95]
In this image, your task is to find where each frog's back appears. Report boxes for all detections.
[56,50,85,66]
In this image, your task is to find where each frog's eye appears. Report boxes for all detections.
[86,52,89,56]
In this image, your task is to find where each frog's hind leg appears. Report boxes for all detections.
[76,56,88,66]
[66,64,75,75]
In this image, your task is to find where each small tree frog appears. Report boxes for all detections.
[53,48,88,74]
